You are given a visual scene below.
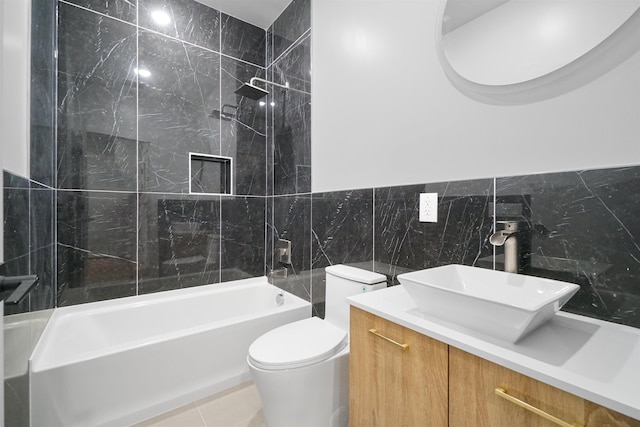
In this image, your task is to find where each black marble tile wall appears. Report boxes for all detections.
[138,30,221,193]
[269,0,310,63]
[270,37,312,196]
[495,167,640,328]
[64,0,137,23]
[271,34,311,94]
[3,172,56,315]
[220,57,266,196]
[30,0,56,188]
[374,179,495,284]
[57,191,137,305]
[57,3,137,191]
[3,175,31,282]
[138,0,220,50]
[45,0,271,305]
[138,193,221,294]
[268,24,311,196]
[268,194,312,303]
[28,185,56,312]
[221,196,266,281]
[221,14,266,67]
[311,190,375,316]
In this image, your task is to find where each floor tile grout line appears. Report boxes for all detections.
[195,402,208,427]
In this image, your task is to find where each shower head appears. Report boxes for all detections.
[234,82,270,100]
[234,77,311,101]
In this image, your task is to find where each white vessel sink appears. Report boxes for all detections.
[397,265,580,343]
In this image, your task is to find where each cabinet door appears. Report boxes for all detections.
[349,307,448,427]
[449,347,640,427]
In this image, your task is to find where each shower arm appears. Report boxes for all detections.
[249,77,310,96]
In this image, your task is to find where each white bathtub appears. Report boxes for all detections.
[29,277,311,427]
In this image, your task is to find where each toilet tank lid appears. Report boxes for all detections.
[325,265,386,285]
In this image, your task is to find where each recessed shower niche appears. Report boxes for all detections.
[189,153,233,195]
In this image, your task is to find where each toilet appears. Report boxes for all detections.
[247,265,387,427]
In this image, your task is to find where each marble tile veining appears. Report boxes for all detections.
[269,70,311,195]
[221,196,266,281]
[138,30,221,193]
[221,14,266,67]
[311,190,375,316]
[268,195,312,302]
[3,172,55,315]
[57,191,137,306]
[220,57,266,196]
[31,0,56,188]
[138,193,221,294]
[374,179,494,283]
[268,23,311,196]
[269,0,310,64]
[497,167,640,327]
[62,0,137,24]
[311,190,374,268]
[28,187,56,312]
[3,184,31,279]
[270,34,311,94]
[57,3,138,191]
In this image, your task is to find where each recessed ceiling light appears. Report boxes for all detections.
[134,68,151,78]
[151,10,171,26]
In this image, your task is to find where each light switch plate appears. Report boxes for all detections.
[419,193,438,223]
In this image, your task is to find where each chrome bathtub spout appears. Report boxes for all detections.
[490,221,520,274]
[268,267,288,284]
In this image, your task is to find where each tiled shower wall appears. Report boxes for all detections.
[4,0,640,331]
[53,0,274,305]
[4,0,312,311]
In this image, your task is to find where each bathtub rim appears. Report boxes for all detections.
[29,277,310,372]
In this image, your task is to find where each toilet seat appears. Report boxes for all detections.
[248,317,348,370]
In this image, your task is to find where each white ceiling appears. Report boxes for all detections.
[197,0,293,29]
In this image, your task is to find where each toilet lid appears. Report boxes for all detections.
[248,317,348,370]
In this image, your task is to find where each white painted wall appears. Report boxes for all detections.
[1,0,31,180]
[311,0,640,192]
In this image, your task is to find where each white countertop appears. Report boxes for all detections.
[348,285,640,421]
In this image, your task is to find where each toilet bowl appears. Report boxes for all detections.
[247,265,386,427]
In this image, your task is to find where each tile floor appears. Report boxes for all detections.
[133,382,264,427]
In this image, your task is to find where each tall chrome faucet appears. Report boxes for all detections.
[489,221,520,273]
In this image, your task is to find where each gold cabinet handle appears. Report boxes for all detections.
[495,387,582,427]
[368,328,409,350]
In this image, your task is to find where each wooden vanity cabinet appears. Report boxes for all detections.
[350,308,640,427]
[449,347,640,427]
[349,307,448,427]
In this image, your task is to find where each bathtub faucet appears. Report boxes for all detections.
[268,267,288,284]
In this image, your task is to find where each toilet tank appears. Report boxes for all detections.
[324,265,386,331]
